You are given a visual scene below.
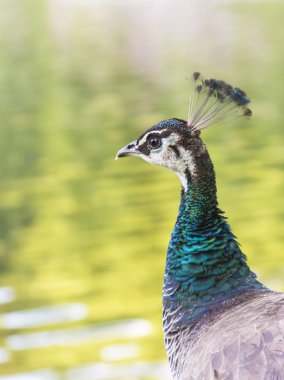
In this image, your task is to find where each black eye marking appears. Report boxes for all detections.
[147,135,162,150]
[169,145,180,158]
[185,168,192,182]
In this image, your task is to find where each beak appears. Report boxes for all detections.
[115,141,140,159]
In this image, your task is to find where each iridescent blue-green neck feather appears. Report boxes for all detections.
[163,143,266,329]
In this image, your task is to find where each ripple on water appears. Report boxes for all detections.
[66,361,172,380]
[0,369,60,380]
[100,343,140,361]
[6,319,153,351]
[0,348,10,363]
[0,287,15,304]
[1,303,88,329]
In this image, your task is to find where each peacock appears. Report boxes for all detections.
[116,73,284,379]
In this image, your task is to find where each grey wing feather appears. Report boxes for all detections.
[179,292,284,380]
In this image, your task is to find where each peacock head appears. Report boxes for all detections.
[116,118,205,189]
[116,72,252,190]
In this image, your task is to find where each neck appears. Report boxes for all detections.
[163,147,266,330]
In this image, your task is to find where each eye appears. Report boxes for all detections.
[147,136,162,150]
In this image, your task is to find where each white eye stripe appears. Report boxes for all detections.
[138,129,165,146]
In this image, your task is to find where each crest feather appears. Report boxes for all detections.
[187,72,252,131]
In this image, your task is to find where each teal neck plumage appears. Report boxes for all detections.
[163,147,266,327]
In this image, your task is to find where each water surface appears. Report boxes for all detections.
[0,0,283,378]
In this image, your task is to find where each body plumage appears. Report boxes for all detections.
[117,73,284,379]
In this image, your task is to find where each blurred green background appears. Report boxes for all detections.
[0,0,283,379]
